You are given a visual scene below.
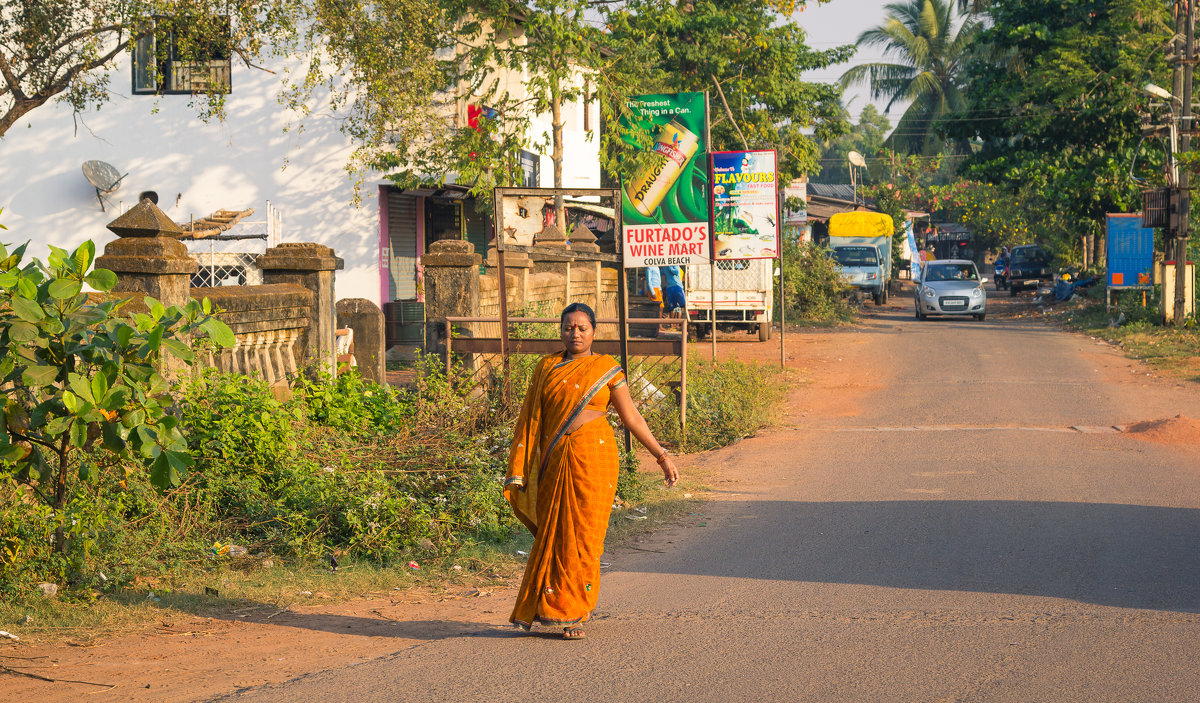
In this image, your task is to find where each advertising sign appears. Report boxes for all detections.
[711,150,778,260]
[620,92,710,268]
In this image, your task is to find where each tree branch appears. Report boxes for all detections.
[710,73,748,148]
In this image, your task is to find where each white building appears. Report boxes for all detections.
[0,26,601,308]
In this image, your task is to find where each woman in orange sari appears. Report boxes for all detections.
[505,303,678,639]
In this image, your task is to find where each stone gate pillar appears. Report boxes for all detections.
[422,239,481,351]
[257,243,344,377]
[95,199,197,309]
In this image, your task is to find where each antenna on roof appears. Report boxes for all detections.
[82,160,129,212]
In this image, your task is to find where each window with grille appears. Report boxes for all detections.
[132,17,232,95]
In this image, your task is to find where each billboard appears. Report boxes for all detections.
[620,92,710,268]
[711,150,778,260]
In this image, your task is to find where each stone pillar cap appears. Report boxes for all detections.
[485,246,533,268]
[428,239,475,254]
[569,224,600,252]
[106,199,183,238]
[536,223,568,245]
[257,242,344,272]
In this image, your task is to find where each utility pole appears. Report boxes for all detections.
[1170,0,1194,324]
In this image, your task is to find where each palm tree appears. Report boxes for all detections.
[840,0,980,155]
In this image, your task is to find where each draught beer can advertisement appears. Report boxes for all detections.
[620,92,710,268]
[711,150,779,260]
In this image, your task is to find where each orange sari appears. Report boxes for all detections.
[505,352,626,629]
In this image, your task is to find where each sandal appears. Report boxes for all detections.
[563,626,586,640]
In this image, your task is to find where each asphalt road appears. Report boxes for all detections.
[220,293,1200,702]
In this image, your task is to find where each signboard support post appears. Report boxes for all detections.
[618,267,632,453]
[778,177,785,370]
[709,261,717,360]
[497,246,510,401]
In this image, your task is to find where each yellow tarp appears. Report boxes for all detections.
[828,212,894,240]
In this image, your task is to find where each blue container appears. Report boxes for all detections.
[1106,214,1154,289]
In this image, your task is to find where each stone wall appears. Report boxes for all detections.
[96,199,359,393]
[420,238,620,347]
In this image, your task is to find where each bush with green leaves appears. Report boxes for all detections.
[778,239,855,323]
[0,240,233,543]
[647,358,787,453]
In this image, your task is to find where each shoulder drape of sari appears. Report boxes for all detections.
[504,353,624,534]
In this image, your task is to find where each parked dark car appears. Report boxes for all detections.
[1007,245,1052,295]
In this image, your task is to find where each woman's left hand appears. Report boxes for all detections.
[658,455,678,487]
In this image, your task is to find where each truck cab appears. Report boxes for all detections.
[830,244,885,304]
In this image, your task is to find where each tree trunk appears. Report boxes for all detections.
[551,81,566,231]
[53,437,69,553]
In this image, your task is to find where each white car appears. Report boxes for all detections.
[914,259,988,321]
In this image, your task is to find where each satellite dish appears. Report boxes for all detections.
[847,151,867,168]
[82,160,129,212]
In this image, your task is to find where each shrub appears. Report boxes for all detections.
[0,239,233,595]
[779,239,856,323]
[647,358,787,452]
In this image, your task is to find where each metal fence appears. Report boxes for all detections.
[442,316,687,441]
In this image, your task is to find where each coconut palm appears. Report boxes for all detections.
[840,0,980,155]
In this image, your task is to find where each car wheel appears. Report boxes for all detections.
[975,313,986,321]
[1009,284,1018,297]
[916,308,927,321]
[882,286,890,304]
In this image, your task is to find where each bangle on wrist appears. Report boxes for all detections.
[656,450,669,462]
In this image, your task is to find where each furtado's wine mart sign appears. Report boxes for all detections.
[619,92,710,268]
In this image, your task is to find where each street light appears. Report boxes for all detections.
[1144,82,1179,101]
[1145,83,1181,184]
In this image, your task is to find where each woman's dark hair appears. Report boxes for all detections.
[560,302,596,328]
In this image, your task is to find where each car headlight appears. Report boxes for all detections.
[922,287,935,299]
[866,272,877,280]
[971,287,983,298]
[1011,268,1022,277]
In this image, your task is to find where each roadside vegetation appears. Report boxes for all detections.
[1059,287,1200,382]
[0,247,793,640]
[778,239,857,324]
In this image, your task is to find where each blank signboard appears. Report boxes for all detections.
[1106,214,1154,289]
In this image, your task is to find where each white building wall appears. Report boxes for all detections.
[0,55,383,303]
[0,41,601,307]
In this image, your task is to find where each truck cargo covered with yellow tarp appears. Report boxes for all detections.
[827,212,895,305]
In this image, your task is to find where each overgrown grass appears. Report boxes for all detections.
[646,357,790,452]
[1059,286,1200,382]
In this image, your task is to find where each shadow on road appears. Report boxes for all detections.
[627,500,1200,613]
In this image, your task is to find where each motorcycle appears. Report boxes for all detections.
[993,257,1009,290]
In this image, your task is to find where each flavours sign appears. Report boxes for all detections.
[711,150,779,260]
[620,92,710,267]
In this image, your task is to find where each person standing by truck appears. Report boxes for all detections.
[660,265,686,317]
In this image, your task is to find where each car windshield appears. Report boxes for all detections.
[925,264,978,282]
[832,246,878,266]
[1011,248,1048,265]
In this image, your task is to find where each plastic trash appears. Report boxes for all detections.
[228,545,248,558]
[516,550,529,556]
[407,561,420,570]
[36,583,57,598]
[0,631,18,641]
[452,565,463,572]
[625,515,648,521]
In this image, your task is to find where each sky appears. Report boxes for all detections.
[794,0,912,128]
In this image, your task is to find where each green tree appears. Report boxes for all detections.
[946,0,1171,264]
[382,0,610,220]
[840,0,980,155]
[814,104,892,183]
[0,238,234,552]
[603,0,853,182]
